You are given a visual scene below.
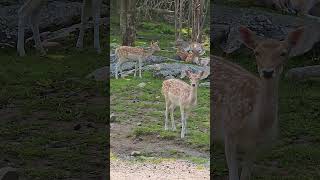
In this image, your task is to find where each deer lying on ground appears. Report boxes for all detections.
[17,0,102,56]
[162,70,205,138]
[175,39,205,60]
[185,51,200,64]
[212,26,304,180]
[114,41,160,79]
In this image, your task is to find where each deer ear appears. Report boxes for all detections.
[239,26,257,49]
[285,27,304,50]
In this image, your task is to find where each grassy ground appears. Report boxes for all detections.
[110,72,210,150]
[0,44,108,179]
[212,48,320,179]
[110,9,210,166]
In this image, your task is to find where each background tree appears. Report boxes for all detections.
[191,0,209,42]
[120,0,137,46]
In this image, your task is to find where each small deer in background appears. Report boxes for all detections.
[114,41,160,79]
[213,26,304,180]
[162,70,205,138]
[185,51,200,64]
[175,39,205,61]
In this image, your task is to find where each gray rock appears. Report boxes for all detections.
[212,4,320,56]
[110,113,116,123]
[199,82,210,88]
[137,82,146,88]
[146,63,210,80]
[0,167,18,180]
[130,151,141,156]
[286,65,320,80]
[110,54,166,77]
[86,66,109,81]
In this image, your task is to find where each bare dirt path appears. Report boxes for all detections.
[110,120,210,179]
[111,158,209,180]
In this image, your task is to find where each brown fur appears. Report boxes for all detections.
[213,26,304,180]
[114,41,160,79]
[162,70,205,138]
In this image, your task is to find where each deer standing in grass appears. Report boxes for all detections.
[212,26,304,180]
[162,70,205,138]
[17,0,102,56]
[114,41,160,79]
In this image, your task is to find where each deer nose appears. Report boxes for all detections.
[191,84,196,87]
[262,70,274,79]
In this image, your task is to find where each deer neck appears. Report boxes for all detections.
[258,76,280,132]
[144,48,155,57]
[188,85,198,107]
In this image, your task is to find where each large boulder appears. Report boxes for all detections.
[211,4,320,57]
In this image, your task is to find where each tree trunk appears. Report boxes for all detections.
[191,0,208,43]
[175,0,179,40]
[178,0,184,39]
[120,0,136,46]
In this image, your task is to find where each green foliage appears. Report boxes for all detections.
[110,71,210,153]
[0,49,108,179]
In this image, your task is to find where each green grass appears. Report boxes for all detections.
[111,72,210,152]
[212,48,320,179]
[0,46,108,179]
[110,11,210,168]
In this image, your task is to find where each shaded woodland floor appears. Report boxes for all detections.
[0,47,108,179]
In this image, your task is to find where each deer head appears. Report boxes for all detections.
[185,70,205,87]
[239,26,304,79]
[150,40,161,52]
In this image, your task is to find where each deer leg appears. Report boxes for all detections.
[240,149,254,180]
[139,59,142,78]
[30,8,46,56]
[134,62,137,77]
[92,0,102,53]
[115,61,121,79]
[119,62,125,79]
[225,136,239,180]
[184,110,190,134]
[76,0,91,49]
[170,104,176,131]
[164,99,170,130]
[180,106,185,138]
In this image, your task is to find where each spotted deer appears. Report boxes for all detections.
[114,41,160,79]
[176,39,205,61]
[17,0,102,56]
[162,70,205,138]
[185,51,200,64]
[212,26,304,180]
